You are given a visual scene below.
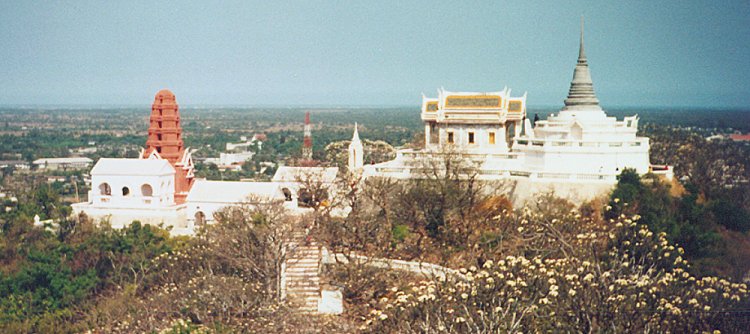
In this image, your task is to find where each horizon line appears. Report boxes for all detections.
[1,103,748,111]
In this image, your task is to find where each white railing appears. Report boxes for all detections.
[515,138,646,148]
[322,249,466,281]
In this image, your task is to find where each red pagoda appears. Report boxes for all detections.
[142,89,194,204]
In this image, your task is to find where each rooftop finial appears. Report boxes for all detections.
[562,17,602,112]
[579,15,586,61]
[352,122,360,142]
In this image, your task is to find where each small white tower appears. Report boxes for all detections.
[348,123,364,171]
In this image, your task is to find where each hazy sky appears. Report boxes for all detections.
[1,1,748,107]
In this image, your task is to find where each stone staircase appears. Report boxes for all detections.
[281,231,322,313]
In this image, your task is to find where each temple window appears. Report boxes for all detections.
[509,101,522,112]
[122,187,130,196]
[430,123,439,143]
[489,132,496,144]
[99,182,111,196]
[141,184,153,197]
[447,132,454,144]
[468,132,475,144]
[195,211,206,227]
[298,188,314,207]
[282,188,293,201]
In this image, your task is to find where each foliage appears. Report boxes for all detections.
[365,210,749,333]
[0,217,177,333]
[607,168,750,277]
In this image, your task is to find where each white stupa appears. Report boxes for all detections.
[513,18,651,178]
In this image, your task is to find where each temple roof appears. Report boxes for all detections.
[186,180,281,203]
[562,17,602,112]
[91,158,174,176]
[272,166,339,184]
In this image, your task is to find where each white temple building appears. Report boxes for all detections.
[71,158,191,234]
[364,22,669,203]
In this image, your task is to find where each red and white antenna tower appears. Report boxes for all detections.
[302,112,313,160]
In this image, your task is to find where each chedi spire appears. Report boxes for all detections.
[562,17,602,112]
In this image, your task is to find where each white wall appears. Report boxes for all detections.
[437,124,508,152]
[90,173,175,208]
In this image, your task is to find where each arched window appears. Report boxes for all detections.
[297,188,314,208]
[282,187,293,201]
[122,186,130,196]
[141,184,153,197]
[99,183,111,196]
[195,211,206,227]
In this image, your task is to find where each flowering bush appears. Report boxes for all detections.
[365,212,749,333]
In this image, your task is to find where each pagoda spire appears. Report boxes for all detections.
[578,16,586,61]
[144,89,184,163]
[562,16,602,111]
[142,89,194,204]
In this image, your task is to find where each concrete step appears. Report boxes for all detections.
[286,285,319,291]
[286,272,318,276]
[288,276,318,281]
[287,253,320,258]
[286,264,319,270]
[286,260,320,265]
[287,251,321,257]
[287,291,319,297]
[287,277,319,282]
[285,267,319,273]
[290,301,318,307]
[286,274,320,279]
[287,292,319,297]
[287,284,320,290]
[287,283,319,288]
[287,261,319,266]
[287,264,319,268]
[286,284,320,292]
[286,264,319,269]
[286,257,320,263]
[286,289,319,295]
[284,272,317,277]
[287,286,319,291]
[286,265,319,269]
[288,296,319,303]
[289,248,320,253]
[286,276,319,282]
